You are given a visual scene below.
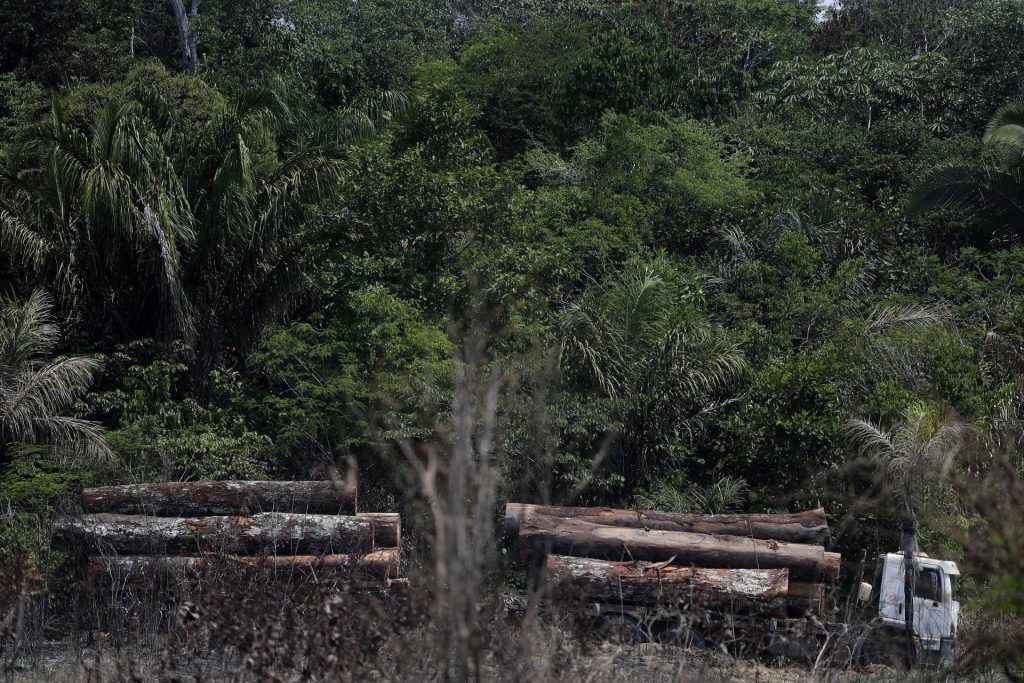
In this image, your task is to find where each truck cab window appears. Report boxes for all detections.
[915,567,941,602]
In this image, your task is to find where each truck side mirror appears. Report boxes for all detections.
[857,581,872,602]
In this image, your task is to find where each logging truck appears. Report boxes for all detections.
[558,551,962,667]
[503,503,962,668]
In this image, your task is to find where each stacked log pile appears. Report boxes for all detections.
[505,503,838,617]
[52,480,404,591]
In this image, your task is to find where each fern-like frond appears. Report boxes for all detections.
[866,302,950,333]
[0,208,48,271]
[26,414,112,462]
[985,101,1024,158]
[844,418,896,459]
[0,290,60,369]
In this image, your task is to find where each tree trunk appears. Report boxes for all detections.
[86,548,400,581]
[517,515,840,582]
[82,480,357,516]
[546,555,789,610]
[169,0,199,71]
[53,512,399,555]
[505,504,828,544]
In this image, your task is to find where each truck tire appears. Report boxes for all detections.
[654,620,705,649]
[854,629,911,670]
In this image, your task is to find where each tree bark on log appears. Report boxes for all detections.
[546,555,789,608]
[82,480,357,516]
[518,515,840,582]
[785,580,825,617]
[86,549,400,581]
[505,504,827,544]
[53,512,398,555]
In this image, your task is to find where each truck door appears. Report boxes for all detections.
[913,566,949,647]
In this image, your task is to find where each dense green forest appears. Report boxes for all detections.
[2,0,1024,673]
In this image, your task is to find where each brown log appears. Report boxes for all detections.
[82,480,357,516]
[505,504,827,544]
[87,548,399,581]
[518,515,841,582]
[53,512,399,555]
[86,549,401,581]
[786,580,826,617]
[546,555,789,609]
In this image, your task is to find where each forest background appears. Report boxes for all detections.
[2,0,1024,668]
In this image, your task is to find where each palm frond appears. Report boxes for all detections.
[26,414,112,462]
[984,101,1024,157]
[635,476,748,515]
[844,418,896,459]
[0,208,48,271]
[0,290,60,369]
[0,292,111,462]
[866,302,951,333]
[2,356,102,430]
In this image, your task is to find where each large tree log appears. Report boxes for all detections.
[546,555,789,610]
[786,580,826,617]
[86,549,400,581]
[518,516,840,582]
[53,512,398,555]
[505,504,827,544]
[82,480,357,516]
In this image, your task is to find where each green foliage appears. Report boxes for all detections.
[0,290,110,464]
[558,255,746,492]
[912,101,1024,240]
[635,474,749,514]
[0,73,44,145]
[251,287,452,477]
[1,0,1024,646]
[761,48,954,130]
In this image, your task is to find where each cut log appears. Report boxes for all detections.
[82,480,357,516]
[86,549,401,581]
[518,515,841,582]
[786,580,826,617]
[546,555,789,610]
[505,504,827,544]
[53,512,399,555]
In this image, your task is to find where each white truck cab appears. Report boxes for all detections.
[862,552,960,665]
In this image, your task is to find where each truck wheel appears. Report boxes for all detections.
[654,622,705,649]
[597,614,646,645]
[855,633,910,670]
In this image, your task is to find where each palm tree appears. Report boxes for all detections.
[911,102,1024,236]
[560,259,746,489]
[844,404,968,658]
[1,82,403,385]
[0,290,111,464]
[0,98,193,340]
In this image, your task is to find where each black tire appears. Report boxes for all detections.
[653,620,705,649]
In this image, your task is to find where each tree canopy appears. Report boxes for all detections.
[2,0,1024,648]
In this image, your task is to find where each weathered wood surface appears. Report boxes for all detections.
[546,555,789,607]
[505,504,828,544]
[518,515,841,582]
[53,512,399,555]
[786,580,826,617]
[82,480,357,516]
[86,549,401,581]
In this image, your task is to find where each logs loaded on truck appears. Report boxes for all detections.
[51,480,405,592]
[50,485,962,667]
[503,502,961,667]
